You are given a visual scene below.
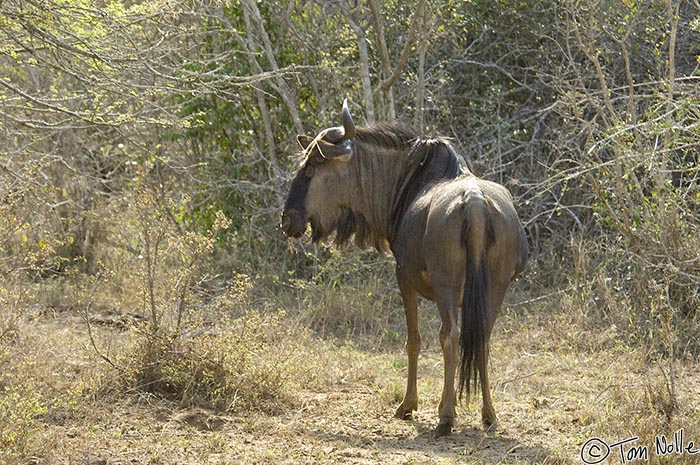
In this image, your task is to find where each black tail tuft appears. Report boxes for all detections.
[458,207,494,401]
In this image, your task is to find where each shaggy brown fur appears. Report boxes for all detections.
[281,101,528,436]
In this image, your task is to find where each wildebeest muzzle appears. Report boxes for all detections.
[280,208,306,238]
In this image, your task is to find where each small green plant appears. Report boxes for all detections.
[0,383,47,458]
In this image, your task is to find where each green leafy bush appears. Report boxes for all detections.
[0,383,47,458]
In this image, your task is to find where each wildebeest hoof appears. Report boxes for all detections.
[394,405,414,420]
[483,417,497,431]
[482,408,497,430]
[434,422,453,437]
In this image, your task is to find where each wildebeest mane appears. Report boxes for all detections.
[354,124,419,151]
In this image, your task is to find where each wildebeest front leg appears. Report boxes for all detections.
[435,295,459,437]
[395,283,421,420]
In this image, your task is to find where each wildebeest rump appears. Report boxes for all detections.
[281,100,528,436]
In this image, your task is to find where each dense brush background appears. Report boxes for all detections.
[1,1,699,463]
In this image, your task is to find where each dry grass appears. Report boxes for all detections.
[1,271,699,465]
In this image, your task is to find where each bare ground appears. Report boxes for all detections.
[8,303,700,465]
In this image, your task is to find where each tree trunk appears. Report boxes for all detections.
[346,8,376,123]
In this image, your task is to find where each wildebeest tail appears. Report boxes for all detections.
[459,198,495,401]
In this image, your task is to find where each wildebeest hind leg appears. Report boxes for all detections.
[435,293,459,437]
[481,279,508,429]
[480,356,496,429]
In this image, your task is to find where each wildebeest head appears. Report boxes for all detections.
[280,99,357,242]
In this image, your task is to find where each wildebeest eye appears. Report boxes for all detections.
[304,164,315,178]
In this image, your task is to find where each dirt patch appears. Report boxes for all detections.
[32,383,563,465]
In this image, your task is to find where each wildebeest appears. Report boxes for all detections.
[281,100,528,436]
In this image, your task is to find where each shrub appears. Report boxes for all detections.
[120,308,313,414]
[0,383,47,459]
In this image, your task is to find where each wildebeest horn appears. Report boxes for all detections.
[341,98,355,140]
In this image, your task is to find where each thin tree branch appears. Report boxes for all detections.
[380,0,427,91]
[241,0,303,134]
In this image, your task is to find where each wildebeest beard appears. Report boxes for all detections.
[311,207,374,249]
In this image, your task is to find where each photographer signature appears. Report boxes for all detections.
[581,429,699,464]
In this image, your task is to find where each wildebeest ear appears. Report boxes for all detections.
[297,135,313,149]
[317,139,353,163]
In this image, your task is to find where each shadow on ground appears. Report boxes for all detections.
[311,412,571,464]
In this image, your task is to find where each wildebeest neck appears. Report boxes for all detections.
[339,135,470,253]
[388,139,470,244]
